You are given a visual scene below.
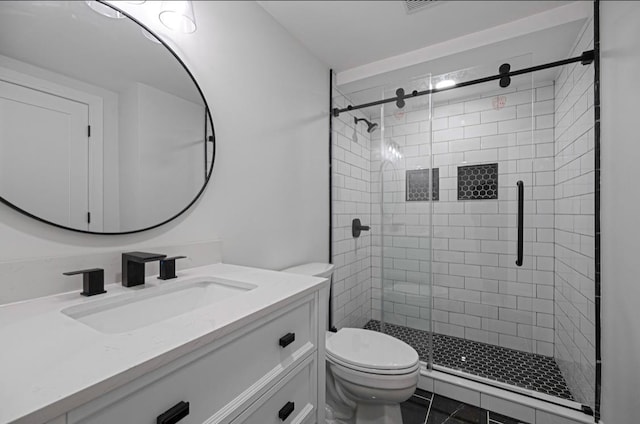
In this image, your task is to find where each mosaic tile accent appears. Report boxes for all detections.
[364,320,574,401]
[458,163,498,200]
[406,168,439,201]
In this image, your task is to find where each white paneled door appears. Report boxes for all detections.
[0,79,90,230]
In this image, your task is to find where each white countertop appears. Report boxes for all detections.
[0,263,328,424]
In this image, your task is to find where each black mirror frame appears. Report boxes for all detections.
[0,1,216,235]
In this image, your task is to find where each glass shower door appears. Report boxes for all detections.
[370,74,435,364]
[372,56,573,402]
[424,58,574,403]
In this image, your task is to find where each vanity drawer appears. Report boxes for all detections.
[230,353,317,424]
[68,296,316,424]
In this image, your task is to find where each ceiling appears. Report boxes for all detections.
[259,1,591,95]
[259,1,574,71]
[341,18,587,111]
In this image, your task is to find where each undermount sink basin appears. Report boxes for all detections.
[62,277,256,334]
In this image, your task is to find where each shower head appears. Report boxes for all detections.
[354,117,379,133]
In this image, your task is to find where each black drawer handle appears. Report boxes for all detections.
[279,332,295,348]
[157,401,190,424]
[278,401,295,421]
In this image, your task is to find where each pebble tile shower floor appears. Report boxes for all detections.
[363,320,574,401]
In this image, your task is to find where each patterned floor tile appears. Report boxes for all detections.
[363,320,574,401]
[428,395,488,424]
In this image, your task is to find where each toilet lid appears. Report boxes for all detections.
[326,328,419,371]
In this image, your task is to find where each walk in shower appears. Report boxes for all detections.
[330,17,597,419]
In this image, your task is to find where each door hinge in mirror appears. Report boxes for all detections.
[87,125,91,137]
[87,212,91,224]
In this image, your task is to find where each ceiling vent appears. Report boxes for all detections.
[404,0,441,14]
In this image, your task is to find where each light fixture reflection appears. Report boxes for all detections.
[435,79,456,90]
[384,141,403,162]
[159,1,196,33]
[85,1,146,19]
[85,1,124,19]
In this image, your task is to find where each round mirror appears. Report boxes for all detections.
[0,1,215,234]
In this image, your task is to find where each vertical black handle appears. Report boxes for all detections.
[516,181,524,267]
[278,401,295,421]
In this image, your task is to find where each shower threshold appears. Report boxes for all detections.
[363,320,575,402]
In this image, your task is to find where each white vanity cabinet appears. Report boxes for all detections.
[62,291,325,424]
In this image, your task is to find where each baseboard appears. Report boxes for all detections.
[419,366,599,424]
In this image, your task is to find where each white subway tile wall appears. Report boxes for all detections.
[553,18,596,408]
[331,88,373,329]
[370,79,557,356]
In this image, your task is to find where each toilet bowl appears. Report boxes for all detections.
[282,263,420,424]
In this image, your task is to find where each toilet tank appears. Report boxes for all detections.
[282,262,335,279]
[283,262,335,332]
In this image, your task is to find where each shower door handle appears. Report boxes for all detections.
[516,181,524,267]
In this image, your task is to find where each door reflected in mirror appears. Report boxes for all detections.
[0,1,214,233]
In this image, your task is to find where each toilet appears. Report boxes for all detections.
[282,263,420,424]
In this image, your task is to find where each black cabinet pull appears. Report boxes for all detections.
[157,401,190,424]
[278,401,295,421]
[279,332,295,348]
[516,181,524,267]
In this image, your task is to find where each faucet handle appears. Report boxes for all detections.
[158,256,187,280]
[63,268,106,297]
[352,218,371,238]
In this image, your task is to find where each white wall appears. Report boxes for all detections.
[0,1,329,301]
[137,83,205,227]
[600,1,640,422]
[118,83,140,231]
[118,83,205,231]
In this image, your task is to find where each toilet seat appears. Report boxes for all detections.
[326,328,419,375]
[327,352,420,376]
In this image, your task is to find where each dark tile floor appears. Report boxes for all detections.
[401,389,528,424]
[364,320,574,401]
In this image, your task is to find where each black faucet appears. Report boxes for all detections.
[121,252,167,287]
